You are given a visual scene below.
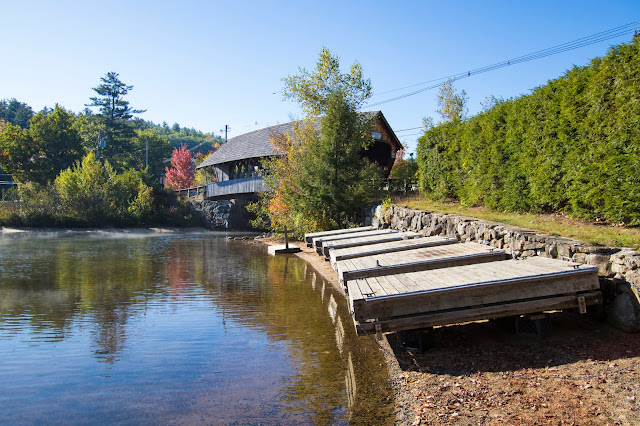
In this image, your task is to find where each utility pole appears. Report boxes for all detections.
[145,139,149,170]
[222,125,230,143]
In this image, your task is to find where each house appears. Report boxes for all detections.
[196,111,402,200]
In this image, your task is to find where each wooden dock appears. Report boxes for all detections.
[304,226,375,247]
[329,236,458,269]
[312,229,396,254]
[349,257,601,334]
[335,242,505,285]
[303,226,602,336]
[320,231,422,260]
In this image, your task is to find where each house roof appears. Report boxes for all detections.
[197,111,399,169]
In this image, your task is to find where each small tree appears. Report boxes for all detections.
[252,47,380,234]
[436,79,468,122]
[164,145,194,189]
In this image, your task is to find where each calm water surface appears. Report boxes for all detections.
[0,232,393,424]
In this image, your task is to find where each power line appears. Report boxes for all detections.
[394,126,424,132]
[365,22,640,109]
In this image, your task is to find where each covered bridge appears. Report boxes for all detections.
[196,111,402,200]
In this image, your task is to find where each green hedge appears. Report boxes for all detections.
[417,37,640,225]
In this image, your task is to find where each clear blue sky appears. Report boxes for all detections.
[1,1,638,154]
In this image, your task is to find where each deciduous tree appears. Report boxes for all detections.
[0,105,84,184]
[164,145,194,189]
[253,48,380,234]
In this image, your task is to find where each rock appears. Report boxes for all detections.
[605,292,640,332]
[587,254,614,277]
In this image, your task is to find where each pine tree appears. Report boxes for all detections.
[85,72,146,168]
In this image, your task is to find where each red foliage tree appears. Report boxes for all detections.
[164,145,194,189]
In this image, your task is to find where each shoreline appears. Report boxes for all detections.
[0,226,256,237]
[253,236,407,422]
[255,235,640,425]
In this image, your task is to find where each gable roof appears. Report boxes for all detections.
[197,111,400,169]
[196,121,294,169]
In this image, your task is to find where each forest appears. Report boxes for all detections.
[0,72,223,227]
[417,36,640,226]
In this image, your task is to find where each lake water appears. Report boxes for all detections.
[0,232,393,425]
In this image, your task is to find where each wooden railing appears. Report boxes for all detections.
[175,185,206,198]
[176,177,417,199]
[175,176,268,199]
[205,176,268,198]
[382,178,419,194]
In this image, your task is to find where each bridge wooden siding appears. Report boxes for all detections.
[304,228,602,335]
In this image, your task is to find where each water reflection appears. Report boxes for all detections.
[0,233,392,424]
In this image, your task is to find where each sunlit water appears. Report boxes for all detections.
[0,232,392,424]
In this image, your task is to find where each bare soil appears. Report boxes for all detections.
[383,314,640,425]
[256,236,640,425]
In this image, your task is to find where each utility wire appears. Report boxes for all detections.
[365,22,640,108]
[394,126,424,132]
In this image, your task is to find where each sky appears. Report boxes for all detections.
[1,1,639,155]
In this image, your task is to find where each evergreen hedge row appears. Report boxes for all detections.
[417,37,640,225]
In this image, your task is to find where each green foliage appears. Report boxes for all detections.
[0,105,84,184]
[0,152,192,227]
[130,129,173,176]
[0,98,34,128]
[140,120,223,154]
[252,48,380,235]
[416,39,640,225]
[84,72,146,168]
[436,79,468,122]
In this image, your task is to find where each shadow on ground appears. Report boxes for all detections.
[387,311,640,375]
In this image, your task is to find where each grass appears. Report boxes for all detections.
[393,196,640,250]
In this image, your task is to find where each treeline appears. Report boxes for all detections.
[0,72,220,227]
[140,120,222,154]
[1,153,192,227]
[417,37,640,225]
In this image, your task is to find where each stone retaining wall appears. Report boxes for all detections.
[189,198,258,230]
[367,204,640,331]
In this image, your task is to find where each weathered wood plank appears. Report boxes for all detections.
[355,291,602,334]
[329,236,458,267]
[352,258,599,321]
[337,243,505,285]
[322,231,422,259]
[304,226,375,246]
[313,229,396,254]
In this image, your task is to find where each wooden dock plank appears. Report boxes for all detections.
[352,257,600,322]
[313,229,396,254]
[304,226,374,246]
[375,275,401,297]
[384,274,411,294]
[336,243,505,284]
[356,291,603,334]
[322,231,422,259]
[329,236,458,268]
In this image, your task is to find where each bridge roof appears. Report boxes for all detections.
[196,121,295,169]
[197,111,398,169]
